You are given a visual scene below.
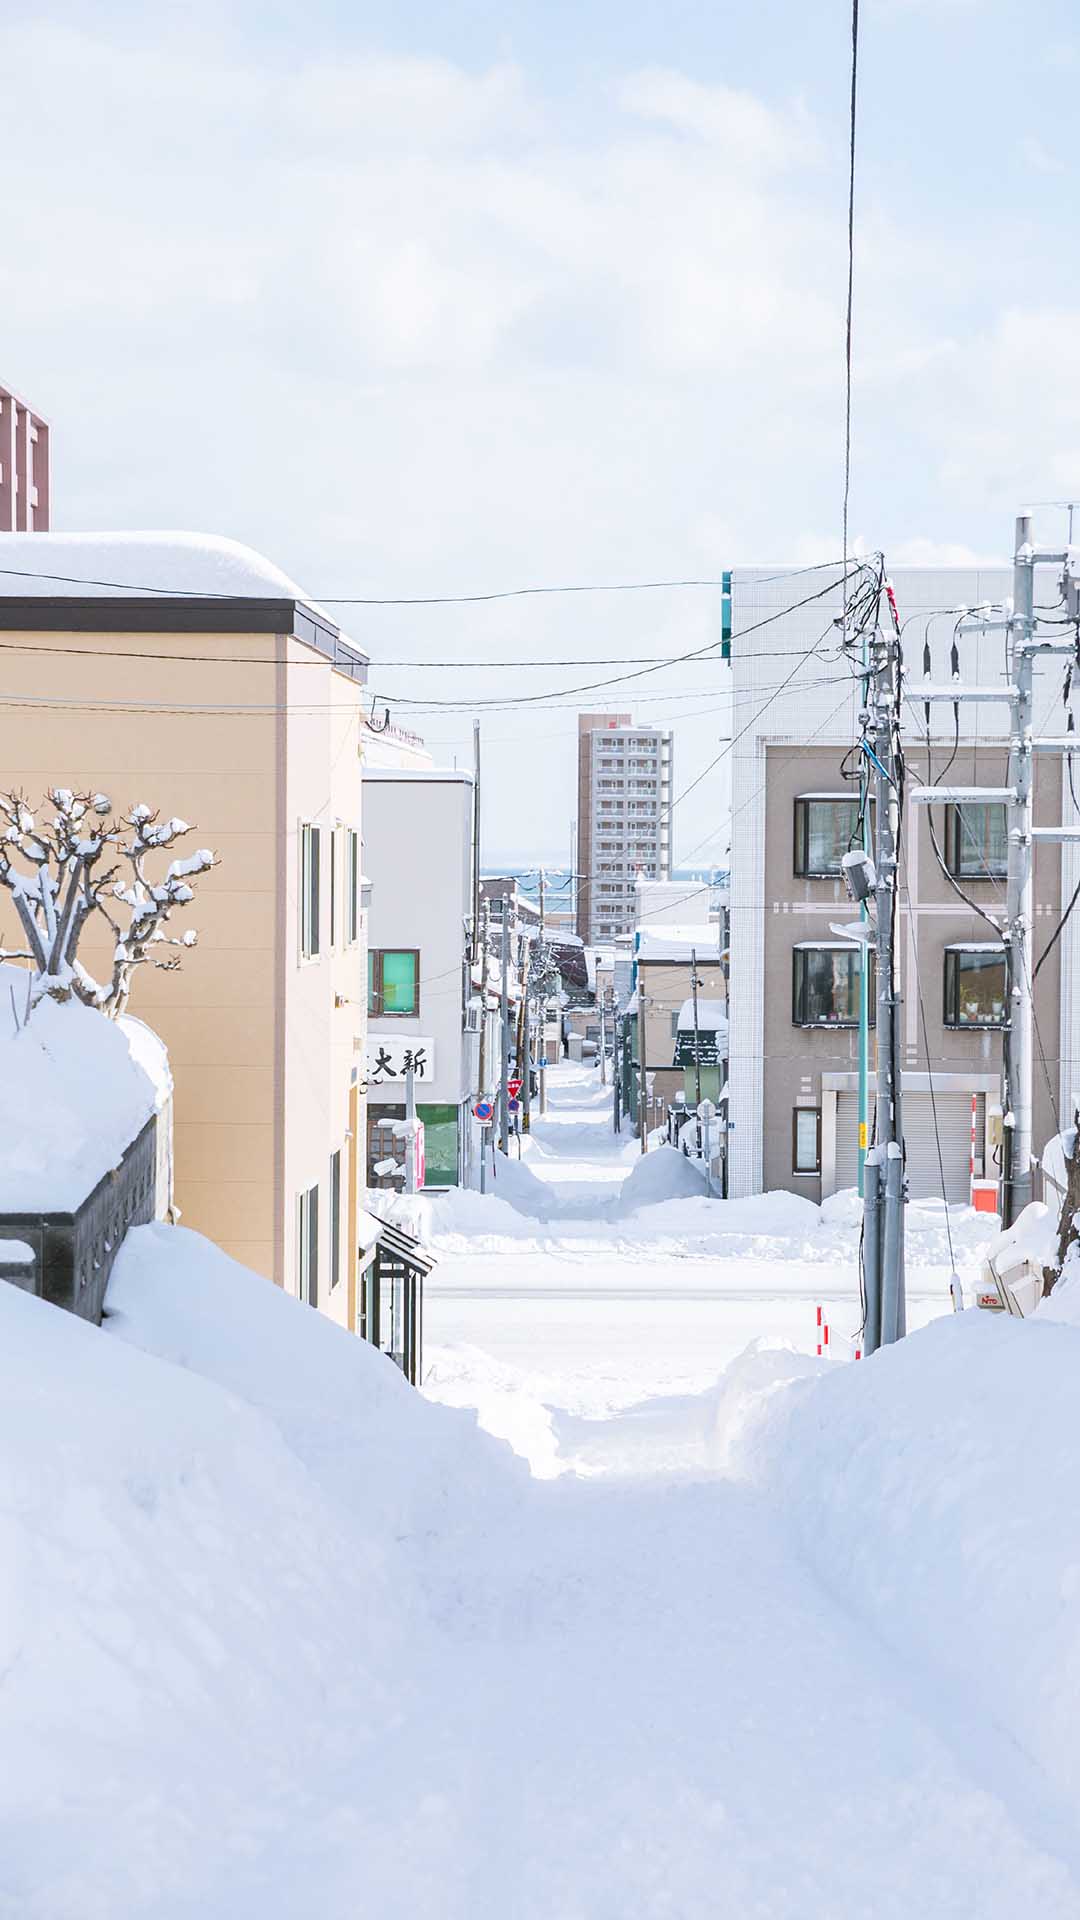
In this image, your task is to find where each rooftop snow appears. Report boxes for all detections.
[0,531,320,603]
[676,998,728,1031]
[364,767,475,784]
[636,924,725,963]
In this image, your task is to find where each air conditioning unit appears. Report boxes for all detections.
[464,1004,482,1033]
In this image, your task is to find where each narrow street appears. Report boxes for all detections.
[422,1061,982,1476]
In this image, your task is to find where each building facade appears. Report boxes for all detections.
[0,531,369,1325]
[576,712,673,943]
[0,382,49,531]
[363,767,480,1190]
[728,560,1074,1202]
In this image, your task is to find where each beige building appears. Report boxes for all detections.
[729,561,1071,1202]
[0,531,370,1325]
[634,926,728,1116]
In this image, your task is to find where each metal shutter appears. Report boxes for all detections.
[834,1090,973,1202]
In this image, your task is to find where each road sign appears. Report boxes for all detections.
[473,1099,494,1123]
[538,1057,549,1069]
[508,1097,521,1114]
[507,1078,523,1099]
[697,1099,717,1122]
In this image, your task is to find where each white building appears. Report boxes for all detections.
[362,767,482,1190]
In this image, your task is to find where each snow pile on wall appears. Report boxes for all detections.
[717,1310,1080,1812]
[0,966,170,1212]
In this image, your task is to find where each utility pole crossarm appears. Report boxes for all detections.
[1030,827,1080,842]
[908,786,1015,805]
[913,684,1019,704]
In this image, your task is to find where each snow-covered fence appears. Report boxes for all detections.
[0,788,216,1017]
[0,1111,164,1323]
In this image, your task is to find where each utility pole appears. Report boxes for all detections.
[476,896,490,1193]
[637,988,649,1155]
[912,512,1078,1229]
[858,586,906,1353]
[499,893,510,1156]
[599,990,607,1085]
[538,867,548,1115]
[404,1066,417,1195]
[690,946,703,1112]
[472,719,481,966]
[1004,514,1036,1222]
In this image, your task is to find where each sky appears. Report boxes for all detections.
[4,1,1080,863]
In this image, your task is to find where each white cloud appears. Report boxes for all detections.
[615,68,817,171]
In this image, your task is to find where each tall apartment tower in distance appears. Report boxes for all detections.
[0,381,49,531]
[576,712,673,942]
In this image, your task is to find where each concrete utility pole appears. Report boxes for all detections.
[860,588,906,1353]
[499,893,510,1156]
[637,989,649,1155]
[472,720,481,964]
[476,897,491,1192]
[404,1066,417,1195]
[690,946,703,1112]
[599,990,607,1085]
[538,867,548,1116]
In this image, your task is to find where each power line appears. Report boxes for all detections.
[842,0,860,575]
[0,554,855,605]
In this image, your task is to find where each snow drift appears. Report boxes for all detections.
[715,1308,1080,1821]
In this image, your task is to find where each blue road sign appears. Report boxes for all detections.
[473,1099,494,1122]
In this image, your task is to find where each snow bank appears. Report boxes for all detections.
[719,1310,1080,1813]
[0,966,170,1212]
[615,1143,708,1212]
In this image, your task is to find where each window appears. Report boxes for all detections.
[944,945,1006,1027]
[329,1149,342,1288]
[793,1107,822,1174]
[368,948,419,1016]
[346,829,360,944]
[794,796,862,877]
[946,803,1008,880]
[297,1184,318,1306]
[329,827,339,948]
[792,944,874,1027]
[300,824,321,958]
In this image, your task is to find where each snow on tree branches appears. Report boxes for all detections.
[0,789,217,1018]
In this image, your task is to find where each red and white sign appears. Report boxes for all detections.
[507,1078,523,1099]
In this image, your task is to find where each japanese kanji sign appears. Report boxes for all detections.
[366,1035,436,1086]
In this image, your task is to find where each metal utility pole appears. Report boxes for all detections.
[538,867,548,1115]
[690,946,703,1112]
[912,512,1078,1229]
[499,893,510,1156]
[857,632,871,1199]
[1004,514,1036,1222]
[599,990,607,1085]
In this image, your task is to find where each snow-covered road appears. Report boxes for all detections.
[421,1062,991,1475]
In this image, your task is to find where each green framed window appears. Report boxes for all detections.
[368,948,419,1016]
[417,1103,459,1187]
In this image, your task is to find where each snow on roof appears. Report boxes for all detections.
[676,998,728,1031]
[364,767,475,784]
[0,966,171,1214]
[0,530,316,602]
[796,791,856,801]
[945,941,1005,953]
[635,924,725,963]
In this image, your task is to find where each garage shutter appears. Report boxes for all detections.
[834,1090,974,1202]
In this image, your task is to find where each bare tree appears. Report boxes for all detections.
[0,788,216,1018]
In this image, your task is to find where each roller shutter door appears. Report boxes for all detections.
[835,1090,974,1202]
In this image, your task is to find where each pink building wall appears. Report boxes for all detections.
[0,382,50,531]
